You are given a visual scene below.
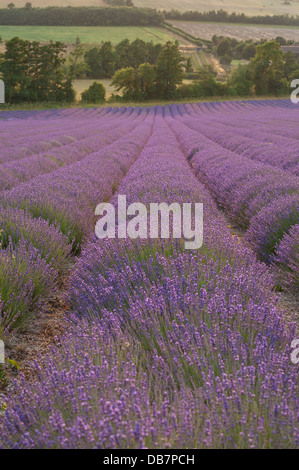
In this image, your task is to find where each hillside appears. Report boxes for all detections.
[135,0,299,17]
[1,0,299,17]
[0,0,106,6]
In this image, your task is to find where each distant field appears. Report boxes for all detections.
[0,25,176,44]
[1,0,299,16]
[0,0,105,6]
[171,20,299,41]
[135,0,299,17]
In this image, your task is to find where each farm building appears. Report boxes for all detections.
[281,45,299,56]
[179,45,206,53]
[179,45,198,52]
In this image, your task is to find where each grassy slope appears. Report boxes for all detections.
[0,25,176,44]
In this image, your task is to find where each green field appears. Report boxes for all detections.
[0,25,176,44]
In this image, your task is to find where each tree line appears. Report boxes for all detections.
[210,35,294,66]
[1,6,299,27]
[67,39,164,81]
[0,6,163,26]
[164,9,299,27]
[0,37,185,103]
[1,37,298,104]
[89,40,299,102]
[107,40,299,101]
[178,41,299,100]
[67,39,191,101]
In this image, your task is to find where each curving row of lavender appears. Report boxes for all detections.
[0,100,298,448]
[0,107,143,190]
[180,104,299,175]
[0,106,154,332]
[165,103,299,287]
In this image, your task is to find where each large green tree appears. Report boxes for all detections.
[115,39,162,71]
[283,51,299,80]
[250,41,288,95]
[155,41,184,99]
[111,62,156,101]
[138,63,156,100]
[111,66,138,100]
[81,82,106,103]
[99,41,116,77]
[85,42,115,79]
[84,47,102,78]
[217,38,232,57]
[229,64,253,96]
[68,42,88,79]
[1,37,75,103]
[0,37,30,102]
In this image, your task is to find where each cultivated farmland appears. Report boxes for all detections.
[170,20,299,41]
[135,0,299,16]
[0,0,106,6]
[1,0,299,16]
[0,100,298,448]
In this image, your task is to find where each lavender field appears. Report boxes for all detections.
[0,100,298,449]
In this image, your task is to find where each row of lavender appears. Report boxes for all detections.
[180,104,299,174]
[0,108,142,191]
[0,107,142,167]
[166,104,299,288]
[0,108,109,155]
[0,106,154,333]
[1,108,297,448]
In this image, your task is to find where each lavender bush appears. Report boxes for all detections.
[0,205,72,272]
[272,225,299,288]
[164,104,299,276]
[0,239,57,333]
